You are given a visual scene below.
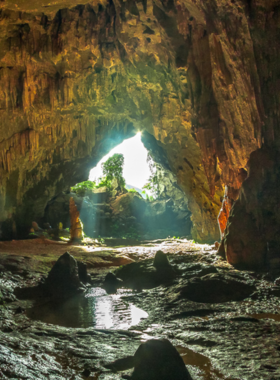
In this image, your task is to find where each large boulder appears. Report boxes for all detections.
[114,251,176,290]
[132,339,192,380]
[14,252,88,300]
[44,252,84,297]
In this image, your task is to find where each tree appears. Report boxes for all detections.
[143,153,160,199]
[101,153,125,187]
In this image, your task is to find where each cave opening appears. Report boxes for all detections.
[88,132,154,198]
[43,131,192,242]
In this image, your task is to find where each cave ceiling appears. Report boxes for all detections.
[0,0,278,242]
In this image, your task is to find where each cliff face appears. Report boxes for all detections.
[0,0,267,242]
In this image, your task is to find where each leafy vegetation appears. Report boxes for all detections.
[127,188,138,193]
[101,153,125,188]
[141,189,155,202]
[143,153,160,199]
[71,154,125,195]
[96,177,113,189]
[71,180,96,196]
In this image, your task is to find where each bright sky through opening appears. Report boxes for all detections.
[89,133,152,190]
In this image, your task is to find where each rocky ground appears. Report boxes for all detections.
[0,239,280,379]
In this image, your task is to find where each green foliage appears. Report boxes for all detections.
[143,154,160,199]
[96,177,113,189]
[97,235,105,244]
[127,188,138,193]
[71,180,96,196]
[101,153,125,188]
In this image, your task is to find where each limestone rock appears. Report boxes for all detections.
[103,272,123,293]
[44,252,83,297]
[115,256,176,290]
[153,250,171,269]
[69,197,83,242]
[176,273,255,303]
[224,147,280,270]
[132,339,192,380]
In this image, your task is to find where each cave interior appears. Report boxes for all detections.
[1,0,280,379]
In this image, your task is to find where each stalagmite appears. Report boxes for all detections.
[69,197,83,242]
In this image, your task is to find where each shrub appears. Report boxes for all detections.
[71,180,96,196]
[96,177,113,189]
[127,188,138,193]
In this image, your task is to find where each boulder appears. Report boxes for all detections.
[43,252,84,297]
[77,261,90,283]
[153,250,171,269]
[115,255,176,290]
[131,339,192,380]
[14,252,88,300]
[103,272,123,293]
[176,273,255,303]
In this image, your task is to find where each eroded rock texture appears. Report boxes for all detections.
[0,0,271,245]
[220,0,280,269]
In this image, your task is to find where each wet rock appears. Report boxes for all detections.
[115,256,176,290]
[104,355,135,371]
[178,263,218,279]
[153,250,171,269]
[175,273,255,303]
[170,308,221,319]
[15,252,85,300]
[229,316,259,323]
[77,261,90,284]
[43,252,83,297]
[131,339,192,380]
[103,272,123,293]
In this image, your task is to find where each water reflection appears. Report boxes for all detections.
[27,288,148,329]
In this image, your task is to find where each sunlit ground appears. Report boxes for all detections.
[89,133,153,194]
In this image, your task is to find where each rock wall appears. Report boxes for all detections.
[222,0,280,270]
[0,0,268,243]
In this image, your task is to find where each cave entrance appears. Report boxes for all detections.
[88,132,154,199]
[43,131,192,242]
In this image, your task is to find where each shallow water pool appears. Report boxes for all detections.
[27,287,148,329]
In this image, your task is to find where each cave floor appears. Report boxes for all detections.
[0,239,280,379]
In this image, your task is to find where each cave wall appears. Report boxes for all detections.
[222,0,280,269]
[0,0,266,242]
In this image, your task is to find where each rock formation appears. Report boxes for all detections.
[0,0,279,266]
[69,197,83,241]
[132,339,192,380]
